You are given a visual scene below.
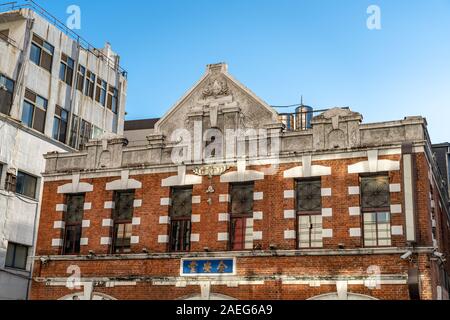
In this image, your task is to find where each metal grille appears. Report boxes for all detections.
[170,188,193,218]
[296,180,322,213]
[230,183,254,215]
[66,194,85,224]
[113,190,135,221]
[361,176,390,209]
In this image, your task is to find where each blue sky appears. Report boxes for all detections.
[39,0,450,143]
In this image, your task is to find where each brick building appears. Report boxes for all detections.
[30,63,449,300]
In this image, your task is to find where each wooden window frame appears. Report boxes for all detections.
[0,73,14,116]
[111,190,135,254]
[169,187,193,252]
[63,194,85,255]
[30,34,54,73]
[295,178,323,249]
[107,85,118,113]
[84,70,96,99]
[5,242,28,270]
[59,53,75,86]
[53,105,69,143]
[229,182,254,251]
[15,170,38,199]
[22,89,47,133]
[76,65,86,92]
[95,78,107,106]
[360,173,392,248]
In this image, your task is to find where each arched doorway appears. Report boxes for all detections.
[59,292,117,300]
[179,293,237,300]
[308,292,378,300]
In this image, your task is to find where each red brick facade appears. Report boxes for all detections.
[30,152,450,300]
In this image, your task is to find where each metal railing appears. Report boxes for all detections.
[0,0,128,78]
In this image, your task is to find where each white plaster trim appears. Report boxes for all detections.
[322,229,333,238]
[284,230,296,240]
[191,214,201,223]
[132,217,141,226]
[253,231,263,240]
[82,220,90,228]
[253,211,263,220]
[219,194,230,203]
[160,198,171,206]
[218,233,229,241]
[349,228,361,237]
[253,192,264,201]
[53,221,65,229]
[104,201,115,209]
[391,226,404,236]
[133,199,142,208]
[321,188,332,197]
[102,219,114,227]
[348,186,360,195]
[284,210,296,219]
[283,164,331,179]
[348,157,400,174]
[390,204,402,214]
[389,184,401,193]
[322,208,333,217]
[190,234,200,242]
[130,236,140,244]
[220,170,264,183]
[57,174,94,194]
[192,196,201,204]
[56,204,67,212]
[52,239,63,247]
[158,235,169,243]
[106,171,142,190]
[349,207,361,216]
[284,190,295,199]
[101,237,112,245]
[162,173,202,187]
[83,203,92,210]
[159,216,170,224]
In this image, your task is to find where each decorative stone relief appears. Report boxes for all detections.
[202,78,229,99]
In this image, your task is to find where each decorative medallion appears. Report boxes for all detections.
[193,164,229,178]
[202,79,229,98]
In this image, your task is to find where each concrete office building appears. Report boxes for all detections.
[0,3,127,299]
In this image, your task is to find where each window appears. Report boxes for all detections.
[91,125,103,140]
[361,175,392,247]
[69,115,80,149]
[0,29,9,41]
[76,65,85,92]
[79,119,92,151]
[95,78,107,106]
[0,73,14,115]
[52,105,69,143]
[30,34,54,72]
[107,85,118,113]
[296,179,323,248]
[63,194,85,255]
[229,183,254,250]
[84,70,96,98]
[21,89,47,133]
[169,187,192,252]
[112,190,135,253]
[5,172,16,192]
[16,171,37,198]
[5,243,28,270]
[59,53,74,86]
[0,164,3,189]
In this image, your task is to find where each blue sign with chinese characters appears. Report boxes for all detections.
[181,258,235,276]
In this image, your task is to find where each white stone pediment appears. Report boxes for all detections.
[154,63,279,139]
